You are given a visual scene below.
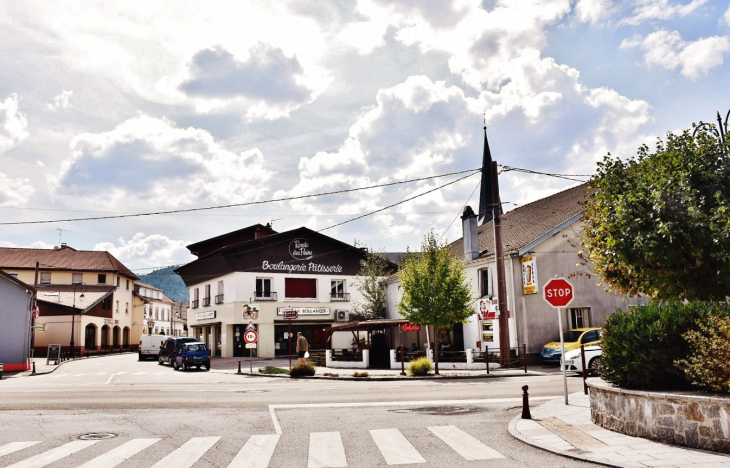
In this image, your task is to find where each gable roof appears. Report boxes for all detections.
[186,223,277,257]
[449,183,591,260]
[0,245,138,280]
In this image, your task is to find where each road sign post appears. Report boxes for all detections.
[543,277,575,405]
[244,329,258,373]
[283,309,298,371]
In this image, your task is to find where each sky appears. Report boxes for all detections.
[1,0,729,274]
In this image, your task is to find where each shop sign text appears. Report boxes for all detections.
[196,310,216,320]
[276,307,330,316]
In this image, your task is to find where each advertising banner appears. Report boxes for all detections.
[522,255,538,295]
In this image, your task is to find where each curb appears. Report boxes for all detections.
[238,371,548,381]
[507,407,633,468]
[16,351,138,378]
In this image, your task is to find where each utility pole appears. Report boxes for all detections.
[491,160,511,365]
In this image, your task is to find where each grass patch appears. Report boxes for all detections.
[259,366,289,375]
[352,371,369,377]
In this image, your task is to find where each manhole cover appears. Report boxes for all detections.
[79,433,117,440]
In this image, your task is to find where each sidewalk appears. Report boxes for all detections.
[509,389,730,468]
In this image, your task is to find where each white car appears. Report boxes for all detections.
[562,345,601,375]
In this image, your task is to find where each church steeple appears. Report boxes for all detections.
[477,127,498,226]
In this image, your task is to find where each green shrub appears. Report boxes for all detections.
[675,315,730,393]
[259,366,289,375]
[601,302,725,389]
[407,357,433,376]
[352,371,369,377]
[289,362,316,377]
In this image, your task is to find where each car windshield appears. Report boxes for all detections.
[186,344,207,352]
[563,331,584,342]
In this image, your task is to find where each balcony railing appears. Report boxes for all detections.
[191,300,199,309]
[215,294,224,304]
[202,297,211,307]
[254,291,278,301]
[330,293,350,302]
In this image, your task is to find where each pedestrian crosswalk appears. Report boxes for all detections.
[0,425,505,467]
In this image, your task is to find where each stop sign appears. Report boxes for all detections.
[543,278,574,308]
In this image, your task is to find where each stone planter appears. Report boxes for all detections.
[589,379,730,453]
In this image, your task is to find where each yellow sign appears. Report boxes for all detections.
[522,256,537,295]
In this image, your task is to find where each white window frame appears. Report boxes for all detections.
[72,273,82,285]
[40,272,51,284]
[569,307,591,329]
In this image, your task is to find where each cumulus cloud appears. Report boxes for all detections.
[574,0,616,24]
[171,44,331,119]
[0,172,34,207]
[0,240,55,249]
[47,90,73,111]
[621,30,730,80]
[621,0,708,25]
[0,94,29,154]
[94,232,194,268]
[54,114,273,209]
[725,4,730,25]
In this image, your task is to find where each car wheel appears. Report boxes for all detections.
[182,363,188,371]
[158,355,163,365]
[173,360,179,370]
[588,357,602,375]
[138,352,142,361]
[204,362,210,371]
[168,357,173,367]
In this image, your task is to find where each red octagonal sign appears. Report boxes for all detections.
[543,278,575,308]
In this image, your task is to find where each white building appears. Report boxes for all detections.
[133,282,185,337]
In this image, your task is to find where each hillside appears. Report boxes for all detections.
[137,266,189,303]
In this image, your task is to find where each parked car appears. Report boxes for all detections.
[562,344,602,375]
[158,337,197,366]
[139,334,168,361]
[173,342,211,371]
[540,327,601,363]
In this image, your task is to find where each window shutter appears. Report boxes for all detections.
[285,278,317,298]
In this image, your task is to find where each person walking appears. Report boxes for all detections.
[295,332,309,364]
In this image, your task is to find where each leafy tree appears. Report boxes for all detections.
[397,231,473,374]
[582,126,730,301]
[351,249,389,321]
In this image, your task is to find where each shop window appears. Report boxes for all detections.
[479,269,490,297]
[40,272,51,284]
[98,274,107,284]
[285,278,317,298]
[570,307,591,329]
[72,273,82,285]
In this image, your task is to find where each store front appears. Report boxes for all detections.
[273,323,330,356]
[191,323,222,357]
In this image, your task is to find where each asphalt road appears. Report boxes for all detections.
[0,354,598,467]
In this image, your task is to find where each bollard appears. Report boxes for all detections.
[0,363,3,380]
[32,361,36,374]
[238,360,242,374]
[521,385,532,419]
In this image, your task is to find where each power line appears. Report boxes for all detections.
[317,171,479,232]
[0,168,481,226]
[441,179,481,239]
[498,165,590,183]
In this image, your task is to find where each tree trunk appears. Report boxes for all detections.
[434,326,440,375]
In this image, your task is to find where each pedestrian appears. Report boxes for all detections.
[296,332,309,364]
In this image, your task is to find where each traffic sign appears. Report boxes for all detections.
[245,343,257,349]
[543,278,574,308]
[244,330,258,344]
[284,310,298,320]
[246,321,256,331]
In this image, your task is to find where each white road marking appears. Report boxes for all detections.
[105,372,128,385]
[268,396,556,434]
[72,373,89,377]
[93,373,108,376]
[50,374,70,378]
[308,432,347,468]
[428,426,504,460]
[370,428,426,465]
[0,442,41,458]
[152,372,166,375]
[5,440,98,468]
[227,434,280,468]
[132,372,148,375]
[76,438,160,468]
[149,436,220,468]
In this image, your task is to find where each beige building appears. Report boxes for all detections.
[0,244,139,355]
[134,282,185,337]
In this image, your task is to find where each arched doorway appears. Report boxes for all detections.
[84,324,97,351]
[123,327,130,348]
[113,326,121,348]
[101,325,110,349]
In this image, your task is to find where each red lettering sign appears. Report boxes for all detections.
[401,323,421,332]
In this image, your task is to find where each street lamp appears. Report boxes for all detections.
[70,283,85,358]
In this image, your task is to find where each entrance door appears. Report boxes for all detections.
[84,324,96,351]
[233,325,244,357]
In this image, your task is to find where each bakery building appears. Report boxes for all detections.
[175,224,396,358]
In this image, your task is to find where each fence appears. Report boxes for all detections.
[472,344,528,374]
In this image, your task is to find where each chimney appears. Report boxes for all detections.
[255,226,261,239]
[461,205,479,262]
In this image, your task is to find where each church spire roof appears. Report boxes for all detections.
[478,127,498,226]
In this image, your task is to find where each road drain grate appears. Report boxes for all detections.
[79,433,117,440]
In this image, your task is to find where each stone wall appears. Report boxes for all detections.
[589,380,730,453]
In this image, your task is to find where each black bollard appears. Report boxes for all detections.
[238,360,242,374]
[32,361,36,374]
[521,385,532,419]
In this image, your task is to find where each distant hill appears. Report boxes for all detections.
[137,266,189,303]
